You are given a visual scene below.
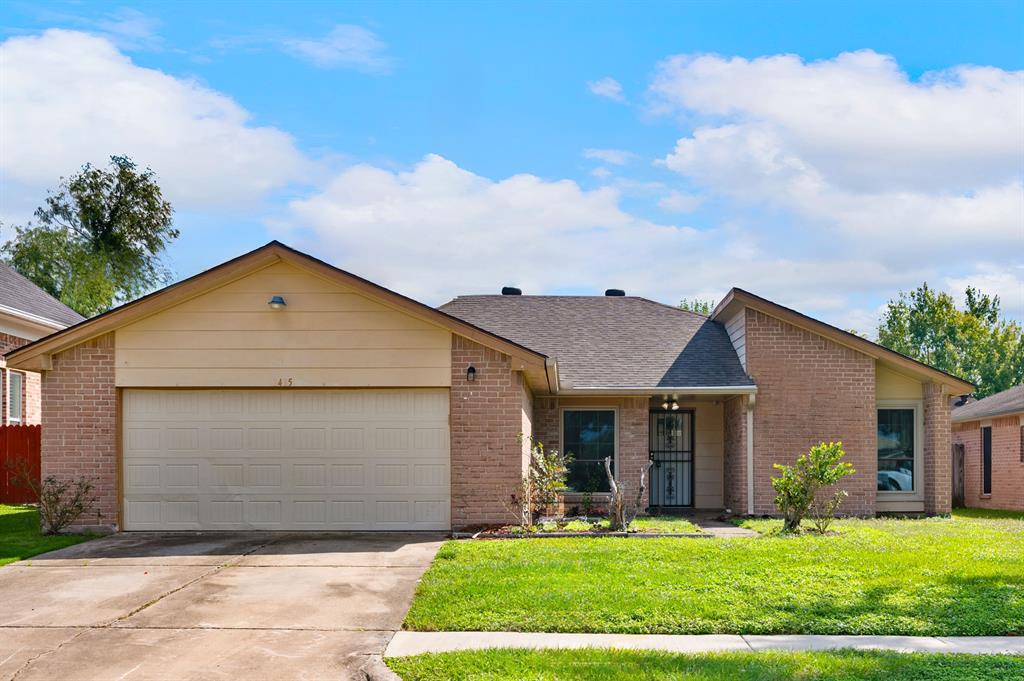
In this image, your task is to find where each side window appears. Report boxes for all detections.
[8,371,23,424]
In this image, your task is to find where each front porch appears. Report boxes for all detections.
[532,394,747,515]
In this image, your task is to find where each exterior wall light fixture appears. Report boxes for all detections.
[466,365,476,382]
[268,295,287,309]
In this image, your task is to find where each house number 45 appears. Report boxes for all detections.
[277,378,294,386]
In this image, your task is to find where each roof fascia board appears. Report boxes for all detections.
[0,304,67,331]
[952,407,1024,424]
[561,386,757,396]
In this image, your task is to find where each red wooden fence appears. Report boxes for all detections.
[0,425,41,504]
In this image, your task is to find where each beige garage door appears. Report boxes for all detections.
[122,389,450,531]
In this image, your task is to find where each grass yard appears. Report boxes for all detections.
[0,504,94,566]
[387,648,1024,681]
[405,510,1024,635]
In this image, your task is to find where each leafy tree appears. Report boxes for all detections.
[877,283,1023,398]
[679,298,716,315]
[3,156,178,317]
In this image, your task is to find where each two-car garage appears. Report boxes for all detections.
[122,388,451,531]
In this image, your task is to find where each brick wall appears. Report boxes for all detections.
[450,335,531,529]
[745,309,877,515]
[0,331,29,355]
[41,333,117,530]
[723,394,747,513]
[954,415,1024,512]
[923,381,952,514]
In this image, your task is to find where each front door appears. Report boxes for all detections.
[649,410,694,508]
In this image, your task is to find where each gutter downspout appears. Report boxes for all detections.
[746,393,755,516]
[544,357,560,395]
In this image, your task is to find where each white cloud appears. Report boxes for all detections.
[652,50,1024,266]
[591,167,612,179]
[282,25,392,73]
[583,148,637,165]
[947,263,1024,318]
[278,154,936,332]
[658,191,704,213]
[0,30,309,211]
[588,77,625,102]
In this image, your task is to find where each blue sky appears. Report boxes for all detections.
[1,1,1021,332]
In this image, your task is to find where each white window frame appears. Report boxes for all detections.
[559,406,619,495]
[877,399,924,500]
[7,369,23,425]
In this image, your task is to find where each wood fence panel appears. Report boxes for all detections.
[0,425,41,504]
[951,443,965,508]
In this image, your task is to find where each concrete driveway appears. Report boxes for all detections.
[0,532,444,680]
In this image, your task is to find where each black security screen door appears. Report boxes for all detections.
[649,410,694,507]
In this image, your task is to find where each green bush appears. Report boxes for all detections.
[771,441,854,533]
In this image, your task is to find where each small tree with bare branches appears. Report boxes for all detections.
[603,456,653,531]
[9,460,99,535]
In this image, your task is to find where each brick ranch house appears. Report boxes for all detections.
[6,242,973,532]
[951,385,1024,512]
[0,263,83,426]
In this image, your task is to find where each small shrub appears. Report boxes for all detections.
[811,489,848,534]
[508,435,572,528]
[771,441,855,534]
[11,465,99,535]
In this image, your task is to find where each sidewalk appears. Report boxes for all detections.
[385,631,1024,657]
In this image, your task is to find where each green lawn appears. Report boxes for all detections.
[405,510,1024,635]
[0,504,94,566]
[387,649,1024,681]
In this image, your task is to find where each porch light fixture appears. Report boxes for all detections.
[466,365,476,382]
[267,295,287,310]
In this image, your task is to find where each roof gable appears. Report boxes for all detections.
[5,242,546,372]
[711,287,974,394]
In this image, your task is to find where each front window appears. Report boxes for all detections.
[8,371,23,424]
[877,408,915,492]
[562,409,615,493]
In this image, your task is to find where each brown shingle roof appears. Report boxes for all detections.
[0,263,84,327]
[952,384,1024,422]
[439,295,753,390]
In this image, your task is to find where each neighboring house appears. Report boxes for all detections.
[951,385,1024,512]
[0,263,84,426]
[5,242,972,532]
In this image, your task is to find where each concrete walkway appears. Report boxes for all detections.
[385,631,1024,657]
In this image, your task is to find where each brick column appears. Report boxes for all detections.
[449,336,530,529]
[722,395,748,514]
[923,381,952,515]
[41,333,117,531]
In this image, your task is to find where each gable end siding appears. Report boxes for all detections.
[724,310,746,371]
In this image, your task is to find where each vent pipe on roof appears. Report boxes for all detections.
[605,289,626,296]
[501,286,522,296]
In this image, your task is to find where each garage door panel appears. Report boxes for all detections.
[123,389,450,531]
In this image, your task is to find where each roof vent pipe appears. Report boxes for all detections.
[501,286,522,296]
[605,289,626,296]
